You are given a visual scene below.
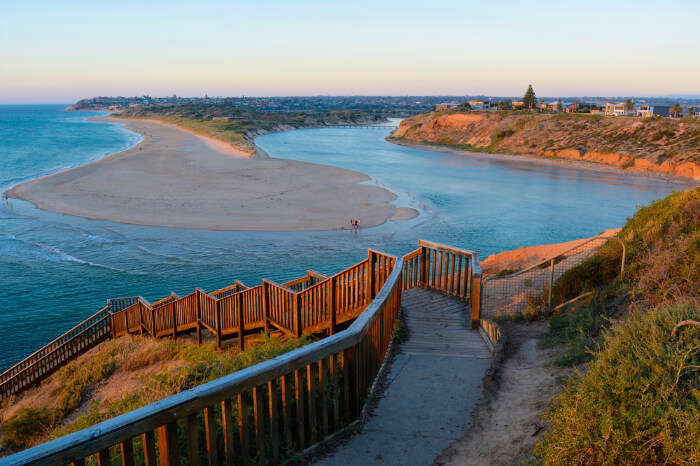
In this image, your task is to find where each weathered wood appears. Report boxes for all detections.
[119,438,134,466]
[238,292,245,352]
[295,369,306,449]
[204,406,218,466]
[307,363,318,444]
[319,358,329,438]
[97,448,110,466]
[238,392,250,466]
[253,386,265,460]
[221,398,235,466]
[280,374,292,450]
[186,413,200,466]
[142,431,156,466]
[157,422,179,466]
[268,380,280,464]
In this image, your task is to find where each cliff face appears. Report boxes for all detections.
[390,111,700,180]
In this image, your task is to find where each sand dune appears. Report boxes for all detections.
[8,118,417,231]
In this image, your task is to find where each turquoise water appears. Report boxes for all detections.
[0,106,684,370]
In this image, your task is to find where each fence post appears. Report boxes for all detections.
[420,246,427,288]
[262,281,270,334]
[196,290,202,345]
[547,258,554,313]
[295,293,303,338]
[329,276,337,335]
[238,292,245,352]
[470,274,481,329]
[366,250,376,304]
[109,312,115,339]
[151,306,156,336]
[171,303,177,340]
[215,299,222,347]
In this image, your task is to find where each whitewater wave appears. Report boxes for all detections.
[0,232,132,273]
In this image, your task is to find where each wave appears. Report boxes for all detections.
[0,232,132,273]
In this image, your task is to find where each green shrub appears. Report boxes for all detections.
[0,407,53,451]
[535,302,699,464]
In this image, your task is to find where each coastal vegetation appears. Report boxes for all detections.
[115,103,387,152]
[0,334,311,453]
[390,111,700,179]
[534,187,700,463]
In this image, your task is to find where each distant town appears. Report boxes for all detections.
[70,93,700,119]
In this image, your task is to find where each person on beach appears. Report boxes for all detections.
[357,218,361,231]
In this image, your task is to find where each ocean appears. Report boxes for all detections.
[0,105,684,370]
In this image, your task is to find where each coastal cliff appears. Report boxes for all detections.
[389,111,700,181]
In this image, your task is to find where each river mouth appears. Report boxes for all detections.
[0,108,685,370]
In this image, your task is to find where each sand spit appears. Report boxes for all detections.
[8,118,416,231]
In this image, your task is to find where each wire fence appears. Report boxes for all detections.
[481,236,625,319]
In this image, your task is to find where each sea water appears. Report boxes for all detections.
[0,106,684,370]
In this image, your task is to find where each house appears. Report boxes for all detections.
[637,105,653,118]
[605,102,630,116]
[511,100,525,109]
[468,100,486,109]
[435,102,459,111]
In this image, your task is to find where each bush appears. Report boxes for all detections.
[0,408,53,451]
[535,302,699,464]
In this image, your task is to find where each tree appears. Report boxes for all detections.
[523,84,537,109]
[557,99,564,112]
[670,103,683,117]
[624,99,635,114]
[687,107,694,117]
[458,102,472,111]
[497,99,513,110]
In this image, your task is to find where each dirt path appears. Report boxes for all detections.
[433,321,571,465]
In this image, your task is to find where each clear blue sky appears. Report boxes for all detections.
[1,0,698,103]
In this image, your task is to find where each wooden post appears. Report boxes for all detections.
[329,277,337,335]
[196,290,202,345]
[547,258,554,313]
[172,303,177,340]
[238,292,245,352]
[109,313,115,339]
[215,300,222,348]
[366,250,376,304]
[295,293,303,338]
[151,306,156,336]
[420,246,427,288]
[157,422,180,466]
[262,282,270,334]
[470,275,481,329]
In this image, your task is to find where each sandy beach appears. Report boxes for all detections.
[8,118,418,231]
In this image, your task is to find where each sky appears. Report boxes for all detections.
[1,0,699,103]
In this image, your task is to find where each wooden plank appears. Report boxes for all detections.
[204,406,218,466]
[280,374,292,452]
[142,431,157,466]
[268,380,280,464]
[253,386,266,461]
[238,392,251,466]
[97,448,110,466]
[221,398,236,466]
[157,422,179,466]
[307,364,318,444]
[186,413,200,466]
[119,438,134,466]
[319,358,329,438]
[295,369,305,449]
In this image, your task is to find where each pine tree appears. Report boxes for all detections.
[523,85,537,109]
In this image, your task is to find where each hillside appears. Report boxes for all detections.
[390,111,700,180]
[0,334,310,454]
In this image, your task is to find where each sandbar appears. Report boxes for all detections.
[8,118,417,231]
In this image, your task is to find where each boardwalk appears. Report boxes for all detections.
[316,288,492,466]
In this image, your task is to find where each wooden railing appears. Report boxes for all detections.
[4,251,404,465]
[0,307,112,401]
[0,250,396,402]
[403,239,483,327]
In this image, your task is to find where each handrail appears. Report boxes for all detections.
[3,251,404,465]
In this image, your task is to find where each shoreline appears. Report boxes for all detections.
[388,138,699,186]
[8,117,418,231]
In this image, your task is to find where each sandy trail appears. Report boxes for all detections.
[8,118,417,231]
